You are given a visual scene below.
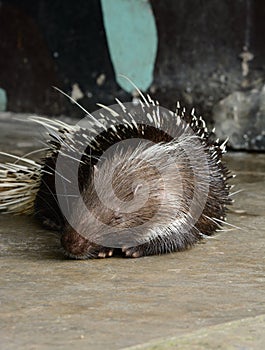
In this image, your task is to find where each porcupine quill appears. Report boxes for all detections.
[0,82,234,259]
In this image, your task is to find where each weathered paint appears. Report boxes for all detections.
[100,0,158,93]
[0,88,7,111]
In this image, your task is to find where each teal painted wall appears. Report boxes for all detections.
[100,0,158,93]
[0,88,7,111]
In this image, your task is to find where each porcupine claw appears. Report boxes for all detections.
[98,248,114,258]
[122,246,143,258]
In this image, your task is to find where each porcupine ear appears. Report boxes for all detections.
[0,153,41,215]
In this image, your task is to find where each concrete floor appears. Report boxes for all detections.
[0,113,265,349]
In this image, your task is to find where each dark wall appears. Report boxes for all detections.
[0,0,118,115]
[0,0,264,124]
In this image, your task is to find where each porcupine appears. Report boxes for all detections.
[0,86,233,259]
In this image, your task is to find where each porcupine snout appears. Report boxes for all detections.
[61,229,91,258]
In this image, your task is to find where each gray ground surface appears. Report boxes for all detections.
[0,113,265,349]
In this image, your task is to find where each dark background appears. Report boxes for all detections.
[0,0,264,149]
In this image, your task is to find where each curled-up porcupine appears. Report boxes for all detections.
[0,88,234,259]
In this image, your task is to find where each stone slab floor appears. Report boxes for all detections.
[0,113,264,349]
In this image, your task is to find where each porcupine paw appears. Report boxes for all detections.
[97,247,114,258]
[61,230,113,259]
[122,246,146,258]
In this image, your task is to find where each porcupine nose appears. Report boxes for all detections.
[61,230,90,258]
